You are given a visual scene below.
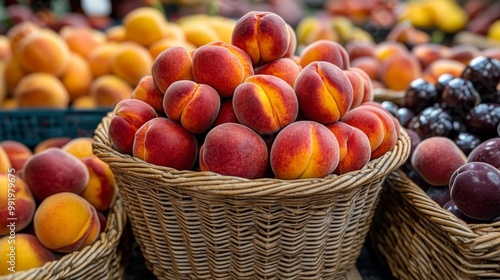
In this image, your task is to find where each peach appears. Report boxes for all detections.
[378,54,422,91]
[192,41,253,97]
[86,42,121,78]
[270,120,339,179]
[17,29,70,76]
[34,137,72,154]
[374,41,409,62]
[151,46,194,94]
[61,52,93,101]
[411,43,449,69]
[4,56,26,95]
[350,67,374,103]
[0,146,11,172]
[284,23,297,58]
[345,40,376,61]
[89,75,133,107]
[0,175,36,235]
[111,42,153,86]
[446,44,480,65]
[254,57,301,88]
[105,25,126,42]
[200,122,268,179]
[6,21,39,53]
[350,56,379,80]
[23,148,89,201]
[231,11,290,65]
[148,38,195,59]
[14,73,69,108]
[343,69,365,109]
[163,80,221,134]
[123,7,168,46]
[133,117,198,170]
[80,155,117,212]
[132,75,164,112]
[213,99,239,127]
[60,26,106,58]
[61,137,94,159]
[233,74,298,134]
[299,40,350,70]
[412,137,467,186]
[422,58,466,84]
[0,234,56,275]
[97,211,107,234]
[72,95,97,109]
[326,121,371,175]
[294,61,353,124]
[0,140,32,170]
[34,192,100,253]
[109,99,158,155]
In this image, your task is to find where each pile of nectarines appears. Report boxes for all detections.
[0,137,117,275]
[107,11,401,181]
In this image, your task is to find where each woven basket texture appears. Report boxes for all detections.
[1,197,127,280]
[370,170,500,280]
[373,89,405,106]
[93,114,410,280]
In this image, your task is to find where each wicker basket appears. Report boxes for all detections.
[1,197,127,280]
[370,169,500,279]
[93,114,410,279]
[373,88,405,106]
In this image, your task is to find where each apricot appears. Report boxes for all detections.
[270,120,339,179]
[233,74,298,134]
[147,38,195,59]
[17,29,70,76]
[378,54,422,91]
[109,99,158,155]
[60,26,106,58]
[299,40,350,70]
[0,140,32,170]
[80,155,117,212]
[133,117,198,170]
[0,175,36,235]
[254,57,301,88]
[61,137,94,159]
[89,75,133,107]
[34,192,100,253]
[151,46,194,94]
[192,41,253,97]
[105,25,126,42]
[23,148,89,201]
[33,137,72,154]
[180,20,221,47]
[0,234,56,275]
[294,61,353,124]
[200,122,268,179]
[14,73,69,108]
[4,56,25,95]
[86,42,121,77]
[412,137,467,186]
[111,42,153,86]
[0,35,12,61]
[61,52,93,101]
[326,122,371,175]
[123,7,168,46]
[132,75,164,112]
[231,11,290,65]
[163,80,221,134]
[163,22,186,42]
[6,21,39,53]
[213,99,239,127]
[72,95,97,109]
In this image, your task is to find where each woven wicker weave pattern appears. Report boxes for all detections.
[2,198,127,280]
[371,170,500,280]
[93,113,410,279]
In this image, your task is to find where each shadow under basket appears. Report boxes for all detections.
[370,170,500,279]
[93,114,410,280]
[2,197,127,280]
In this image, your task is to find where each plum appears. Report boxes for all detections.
[443,200,485,224]
[450,162,500,221]
[467,137,500,169]
[426,186,450,207]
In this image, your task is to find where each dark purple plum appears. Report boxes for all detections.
[407,106,454,139]
[443,200,486,224]
[426,185,451,207]
[449,162,500,221]
[380,101,399,117]
[465,103,500,138]
[435,73,454,99]
[403,78,438,113]
[441,78,481,118]
[397,107,415,127]
[406,128,421,160]
[467,137,500,169]
[407,168,430,191]
[453,132,482,156]
[461,56,500,102]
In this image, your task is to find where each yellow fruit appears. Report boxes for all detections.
[488,20,500,41]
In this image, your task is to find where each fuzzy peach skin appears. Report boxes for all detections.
[270,120,340,179]
[231,11,290,65]
[111,42,153,86]
[254,57,301,88]
[0,140,32,171]
[0,234,56,275]
[14,73,70,108]
[89,75,133,107]
[0,146,11,172]
[132,75,165,113]
[299,40,350,70]
[349,67,374,103]
[123,7,168,46]
[151,46,194,94]
[378,53,422,91]
[343,69,365,109]
[200,122,269,179]
[192,41,253,97]
[212,99,239,127]
[294,61,353,124]
[33,137,72,154]
[80,155,117,212]
[326,122,371,175]
[163,80,221,134]
[411,137,467,186]
[350,57,379,80]
[22,148,89,201]
[0,175,36,235]
[34,192,100,253]
[284,23,297,58]
[232,74,298,135]
[133,117,198,170]
[109,99,158,155]
[61,137,94,159]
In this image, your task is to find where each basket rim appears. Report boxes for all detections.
[93,112,411,197]
[3,196,126,279]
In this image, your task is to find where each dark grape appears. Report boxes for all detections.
[407,106,454,139]
[465,103,500,138]
[380,101,399,117]
[461,56,500,102]
[435,73,454,99]
[453,132,482,155]
[441,78,480,118]
[396,107,415,127]
[403,78,438,113]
